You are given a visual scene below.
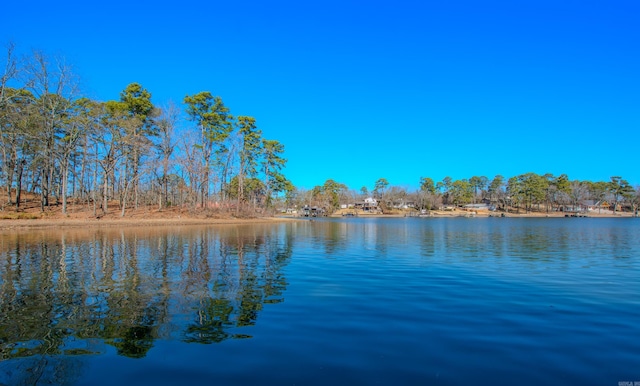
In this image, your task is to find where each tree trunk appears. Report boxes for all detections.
[102,171,109,215]
[46,153,54,207]
[80,139,89,203]
[41,169,48,212]
[93,161,97,217]
[71,153,76,199]
[61,162,68,215]
[3,149,16,205]
[162,158,169,210]
[15,159,25,209]
[133,149,139,209]
[120,190,127,217]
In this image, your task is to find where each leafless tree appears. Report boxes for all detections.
[25,50,79,211]
[154,102,179,209]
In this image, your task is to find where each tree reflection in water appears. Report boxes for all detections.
[0,224,292,383]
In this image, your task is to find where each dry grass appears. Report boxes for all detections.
[0,212,40,220]
[0,191,290,230]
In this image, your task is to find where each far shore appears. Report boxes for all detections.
[0,209,635,231]
[327,208,636,219]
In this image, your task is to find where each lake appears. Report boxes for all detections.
[0,218,639,385]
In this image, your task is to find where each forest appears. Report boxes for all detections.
[0,43,292,217]
[1,43,638,218]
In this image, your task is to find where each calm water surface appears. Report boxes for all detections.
[0,218,639,385]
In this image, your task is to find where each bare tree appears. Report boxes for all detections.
[0,42,20,206]
[569,180,588,211]
[155,102,179,210]
[25,50,79,211]
[177,131,205,209]
[57,99,84,214]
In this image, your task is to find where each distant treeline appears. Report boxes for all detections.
[0,43,291,216]
[291,174,638,214]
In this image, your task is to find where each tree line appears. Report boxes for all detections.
[0,43,292,216]
[290,174,638,214]
[2,43,637,218]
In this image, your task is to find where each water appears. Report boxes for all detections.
[0,218,639,385]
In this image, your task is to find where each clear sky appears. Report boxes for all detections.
[2,0,638,191]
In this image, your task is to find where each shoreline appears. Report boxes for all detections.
[327,210,636,219]
[0,216,297,231]
[0,211,635,230]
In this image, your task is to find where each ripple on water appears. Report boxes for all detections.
[0,218,639,385]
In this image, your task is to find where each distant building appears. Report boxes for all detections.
[582,200,608,212]
[354,197,379,212]
[301,205,326,217]
[390,200,416,209]
[463,203,495,211]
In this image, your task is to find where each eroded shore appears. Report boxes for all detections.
[1,210,635,230]
[0,216,297,231]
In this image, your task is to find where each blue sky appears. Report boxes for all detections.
[2,0,638,190]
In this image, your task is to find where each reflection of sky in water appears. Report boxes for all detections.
[1,218,639,385]
[298,218,640,304]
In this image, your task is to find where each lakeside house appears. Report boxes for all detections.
[389,199,416,209]
[560,201,609,213]
[301,205,326,217]
[582,200,609,212]
[463,203,496,211]
[354,197,380,212]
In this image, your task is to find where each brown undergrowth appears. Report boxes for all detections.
[0,191,287,230]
